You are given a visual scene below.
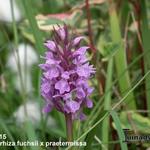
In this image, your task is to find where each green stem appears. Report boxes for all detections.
[65,113,73,142]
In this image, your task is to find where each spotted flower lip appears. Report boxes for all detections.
[39,25,95,120]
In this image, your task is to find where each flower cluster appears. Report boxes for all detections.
[39,25,95,119]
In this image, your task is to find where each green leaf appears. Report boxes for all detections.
[140,0,150,117]
[102,42,120,60]
[102,58,113,149]
[117,112,150,134]
[21,0,44,54]
[25,120,38,150]
[84,111,108,150]
[98,40,120,61]
[109,2,136,109]
[110,111,128,150]
[0,119,19,150]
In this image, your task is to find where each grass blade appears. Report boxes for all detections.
[68,70,150,150]
[84,111,107,150]
[140,0,150,116]
[110,110,128,150]
[102,58,113,149]
[0,119,19,150]
[21,0,44,54]
[25,120,38,150]
[108,1,136,109]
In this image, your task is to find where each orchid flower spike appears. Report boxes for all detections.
[39,25,95,120]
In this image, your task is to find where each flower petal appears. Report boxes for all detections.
[39,64,49,70]
[79,112,87,120]
[61,71,70,79]
[65,101,80,113]
[73,36,84,46]
[57,27,66,40]
[76,63,95,78]
[44,40,56,51]
[73,46,89,56]
[55,79,70,94]
[46,58,61,65]
[42,103,53,113]
[41,82,50,93]
[76,87,86,99]
[86,98,93,108]
[86,87,94,95]
[44,67,59,79]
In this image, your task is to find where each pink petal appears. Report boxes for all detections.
[73,36,84,46]
[44,40,56,51]
[86,99,93,108]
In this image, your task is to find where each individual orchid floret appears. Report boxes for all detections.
[39,25,95,120]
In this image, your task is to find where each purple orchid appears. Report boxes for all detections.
[39,25,95,120]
